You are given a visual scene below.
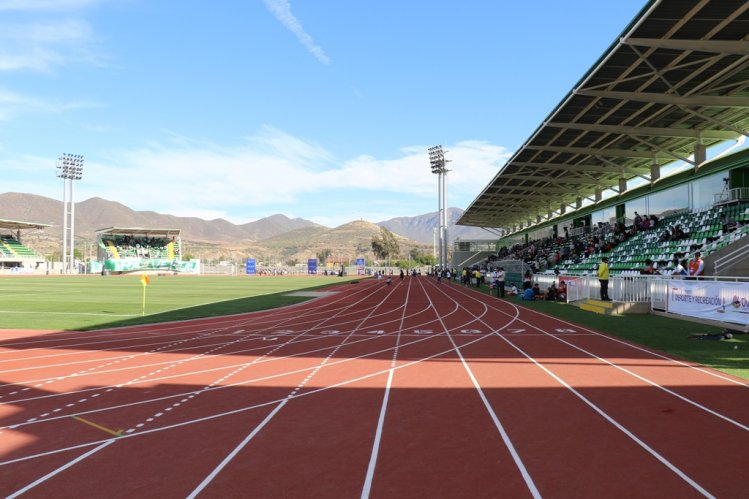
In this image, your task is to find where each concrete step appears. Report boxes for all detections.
[587,299,614,309]
[576,299,651,315]
[579,302,608,315]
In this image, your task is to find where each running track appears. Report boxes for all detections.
[0,277,747,498]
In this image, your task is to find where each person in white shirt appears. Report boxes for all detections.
[496,267,506,297]
[671,257,687,277]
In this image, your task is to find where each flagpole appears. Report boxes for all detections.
[142,284,146,316]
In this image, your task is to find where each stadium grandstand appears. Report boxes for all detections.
[455,0,749,328]
[0,219,47,273]
[95,227,197,274]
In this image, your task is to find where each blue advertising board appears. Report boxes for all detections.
[245,258,256,275]
[307,258,317,275]
[356,258,365,275]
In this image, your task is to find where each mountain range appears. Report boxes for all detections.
[0,192,494,262]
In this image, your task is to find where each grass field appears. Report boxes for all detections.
[0,274,360,331]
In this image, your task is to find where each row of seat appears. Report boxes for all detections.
[551,201,749,275]
[0,235,40,259]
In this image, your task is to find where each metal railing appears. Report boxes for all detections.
[713,187,749,204]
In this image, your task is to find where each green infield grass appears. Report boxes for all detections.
[0,274,361,331]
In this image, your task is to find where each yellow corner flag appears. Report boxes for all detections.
[140,274,150,316]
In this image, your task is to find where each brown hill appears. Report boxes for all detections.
[0,192,429,263]
[260,220,426,264]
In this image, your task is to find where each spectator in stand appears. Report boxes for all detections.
[720,214,738,233]
[634,212,643,227]
[650,214,659,227]
[688,251,705,278]
[640,258,659,275]
[658,228,671,243]
[671,257,687,276]
[640,216,651,231]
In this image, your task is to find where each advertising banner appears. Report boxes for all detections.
[245,258,256,275]
[356,258,365,275]
[307,258,317,275]
[667,280,749,326]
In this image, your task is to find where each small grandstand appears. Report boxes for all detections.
[0,219,47,273]
[95,227,197,274]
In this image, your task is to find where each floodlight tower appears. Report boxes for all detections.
[428,145,450,270]
[56,153,84,274]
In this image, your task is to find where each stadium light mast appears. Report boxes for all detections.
[428,145,450,271]
[57,153,84,274]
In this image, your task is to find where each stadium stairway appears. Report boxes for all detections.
[106,240,120,259]
[577,298,650,315]
[0,239,17,257]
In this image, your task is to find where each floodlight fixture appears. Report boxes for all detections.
[428,145,450,270]
[57,153,84,274]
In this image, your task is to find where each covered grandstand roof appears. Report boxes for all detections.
[458,0,749,231]
[0,218,50,230]
[95,227,182,237]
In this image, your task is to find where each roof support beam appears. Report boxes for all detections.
[513,161,648,174]
[577,89,749,108]
[524,145,672,159]
[498,174,600,185]
[623,38,749,56]
[544,121,739,140]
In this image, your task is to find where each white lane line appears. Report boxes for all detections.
[5,439,115,499]
[361,368,394,499]
[448,284,749,428]
[497,334,716,499]
[361,279,409,499]
[421,279,541,499]
[186,400,288,499]
[437,282,718,499]
[0,326,504,468]
[511,296,749,388]
[0,307,465,431]
[188,278,408,497]
[0,299,436,408]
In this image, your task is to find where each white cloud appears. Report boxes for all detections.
[0,19,104,73]
[59,129,508,225]
[263,0,331,65]
[4,129,509,227]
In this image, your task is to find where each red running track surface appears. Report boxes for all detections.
[0,276,747,498]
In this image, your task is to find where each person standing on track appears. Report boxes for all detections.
[496,266,505,297]
[597,256,611,301]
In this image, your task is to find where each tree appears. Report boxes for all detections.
[371,227,400,263]
[316,248,332,265]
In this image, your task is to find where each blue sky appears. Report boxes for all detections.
[1,0,646,227]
